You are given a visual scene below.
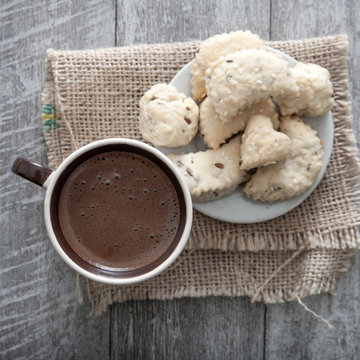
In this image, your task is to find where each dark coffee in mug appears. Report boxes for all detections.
[51,144,187,277]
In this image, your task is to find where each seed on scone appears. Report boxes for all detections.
[247,168,257,175]
[186,168,193,176]
[226,60,234,63]
[186,106,191,110]
[176,160,184,167]
[226,72,233,81]
[184,117,192,124]
[215,162,224,169]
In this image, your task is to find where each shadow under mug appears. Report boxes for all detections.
[12,138,193,285]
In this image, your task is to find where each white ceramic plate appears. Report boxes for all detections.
[157,48,334,223]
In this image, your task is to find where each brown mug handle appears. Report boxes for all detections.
[12,158,53,187]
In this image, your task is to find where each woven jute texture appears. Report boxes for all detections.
[41,35,360,315]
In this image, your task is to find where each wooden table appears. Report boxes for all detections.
[1,1,359,358]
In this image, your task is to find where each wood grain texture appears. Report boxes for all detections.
[111,298,265,359]
[116,0,271,45]
[0,0,115,359]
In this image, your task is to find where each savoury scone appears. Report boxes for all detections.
[205,49,299,123]
[199,98,280,149]
[243,115,324,202]
[240,115,290,170]
[275,63,334,117]
[139,83,199,147]
[168,135,247,202]
[191,30,266,101]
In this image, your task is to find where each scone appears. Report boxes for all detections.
[275,63,334,117]
[205,49,299,123]
[199,98,280,149]
[191,30,266,101]
[240,115,290,170]
[168,135,247,202]
[243,115,324,201]
[139,83,199,147]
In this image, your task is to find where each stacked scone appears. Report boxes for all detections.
[139,31,334,202]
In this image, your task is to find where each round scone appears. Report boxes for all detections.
[275,63,334,117]
[243,115,324,202]
[191,30,266,101]
[205,49,299,123]
[139,83,199,147]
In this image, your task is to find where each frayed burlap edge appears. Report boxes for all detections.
[77,249,355,316]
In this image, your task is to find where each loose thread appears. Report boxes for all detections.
[76,273,84,305]
[251,246,305,302]
[296,295,333,329]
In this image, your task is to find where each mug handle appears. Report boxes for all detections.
[12,158,53,187]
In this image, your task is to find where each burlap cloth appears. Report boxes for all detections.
[41,35,360,315]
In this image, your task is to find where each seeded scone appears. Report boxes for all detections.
[243,115,324,202]
[205,49,299,123]
[275,63,334,117]
[199,98,280,149]
[168,135,247,202]
[191,30,266,101]
[240,115,291,170]
[139,83,199,147]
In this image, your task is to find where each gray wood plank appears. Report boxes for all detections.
[265,1,360,359]
[111,297,265,360]
[112,1,270,359]
[116,0,271,45]
[0,1,115,359]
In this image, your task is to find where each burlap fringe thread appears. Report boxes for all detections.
[41,35,360,320]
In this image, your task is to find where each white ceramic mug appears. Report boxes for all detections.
[12,138,193,285]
